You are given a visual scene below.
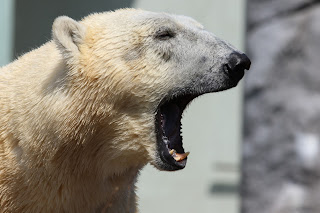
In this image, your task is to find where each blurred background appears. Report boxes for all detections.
[1,0,319,213]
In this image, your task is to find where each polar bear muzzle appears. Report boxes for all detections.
[154,51,251,171]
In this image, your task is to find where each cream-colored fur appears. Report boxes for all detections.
[0,9,165,213]
[0,8,248,213]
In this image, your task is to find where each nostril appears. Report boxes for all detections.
[225,52,251,81]
[229,52,251,71]
[238,53,251,70]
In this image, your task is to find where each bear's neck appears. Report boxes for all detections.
[57,166,141,212]
[0,41,148,212]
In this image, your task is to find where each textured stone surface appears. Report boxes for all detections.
[243,2,320,213]
[247,0,318,29]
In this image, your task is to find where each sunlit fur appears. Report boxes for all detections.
[0,9,241,212]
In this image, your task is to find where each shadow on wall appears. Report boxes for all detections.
[14,0,133,57]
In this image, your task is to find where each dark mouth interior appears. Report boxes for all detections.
[161,102,183,151]
[156,94,198,169]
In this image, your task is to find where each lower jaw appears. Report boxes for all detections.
[153,133,187,171]
[153,154,187,171]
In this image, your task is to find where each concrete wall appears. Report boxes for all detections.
[0,0,14,66]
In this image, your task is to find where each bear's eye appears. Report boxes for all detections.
[155,29,175,40]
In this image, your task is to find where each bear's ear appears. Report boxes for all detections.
[52,16,86,59]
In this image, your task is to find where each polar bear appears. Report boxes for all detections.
[0,9,250,213]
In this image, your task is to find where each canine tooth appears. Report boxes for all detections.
[173,152,190,162]
[169,149,176,155]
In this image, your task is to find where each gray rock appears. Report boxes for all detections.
[248,0,318,29]
[243,3,320,213]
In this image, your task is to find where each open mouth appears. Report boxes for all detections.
[155,93,199,171]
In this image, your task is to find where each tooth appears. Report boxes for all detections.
[173,152,190,162]
[169,149,176,155]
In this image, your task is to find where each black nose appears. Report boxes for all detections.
[224,52,251,82]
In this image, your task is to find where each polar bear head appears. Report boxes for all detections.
[52,9,250,173]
